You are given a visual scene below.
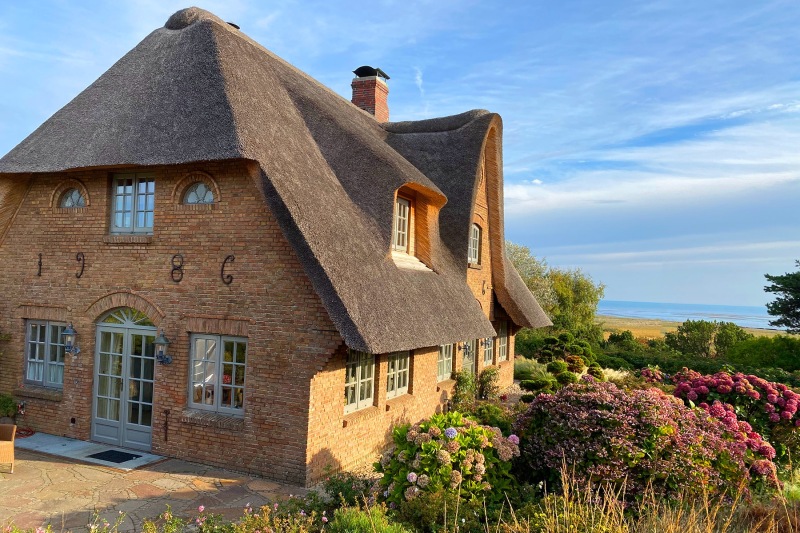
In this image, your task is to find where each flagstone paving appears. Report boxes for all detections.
[0,449,307,532]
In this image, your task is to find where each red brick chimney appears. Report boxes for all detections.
[351,66,390,122]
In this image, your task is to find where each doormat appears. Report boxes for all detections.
[87,449,142,464]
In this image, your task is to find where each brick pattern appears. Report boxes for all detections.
[351,77,389,122]
[0,161,341,485]
[0,136,517,486]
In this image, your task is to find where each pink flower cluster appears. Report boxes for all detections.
[673,369,800,427]
[514,379,771,501]
[639,367,665,384]
[701,400,775,460]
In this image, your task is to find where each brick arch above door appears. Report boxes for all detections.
[85,291,165,327]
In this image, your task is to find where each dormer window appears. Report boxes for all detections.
[468,223,481,264]
[392,197,411,252]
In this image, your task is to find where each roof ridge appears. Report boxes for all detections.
[382,109,492,134]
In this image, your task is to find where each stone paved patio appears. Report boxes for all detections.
[0,449,307,532]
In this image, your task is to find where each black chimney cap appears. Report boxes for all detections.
[353,66,390,80]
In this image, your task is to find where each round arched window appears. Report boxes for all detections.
[183,182,214,204]
[60,188,86,208]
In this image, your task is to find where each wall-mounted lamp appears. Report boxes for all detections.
[458,341,472,356]
[153,330,172,365]
[63,323,80,355]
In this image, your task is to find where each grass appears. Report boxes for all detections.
[597,315,785,340]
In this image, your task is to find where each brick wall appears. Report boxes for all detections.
[0,161,341,484]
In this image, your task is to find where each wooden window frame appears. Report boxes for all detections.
[25,320,66,389]
[468,223,481,264]
[110,173,155,234]
[189,334,248,416]
[497,322,509,362]
[437,344,453,382]
[344,349,375,414]
[392,196,412,253]
[483,336,494,366]
[386,351,410,399]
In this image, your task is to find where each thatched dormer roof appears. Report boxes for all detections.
[0,7,550,353]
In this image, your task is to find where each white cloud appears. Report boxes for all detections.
[504,119,800,213]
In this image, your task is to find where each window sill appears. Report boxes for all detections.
[342,405,379,427]
[391,251,433,272]
[385,393,413,411]
[436,379,456,392]
[15,385,63,402]
[103,234,153,245]
[468,263,482,270]
[180,408,245,431]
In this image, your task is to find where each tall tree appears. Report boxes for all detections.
[765,260,800,334]
[506,241,604,338]
[505,241,556,311]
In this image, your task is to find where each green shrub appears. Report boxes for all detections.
[520,394,536,403]
[450,371,476,411]
[555,371,579,385]
[514,328,547,359]
[559,332,576,344]
[323,470,375,506]
[0,394,15,418]
[477,367,500,401]
[595,354,633,370]
[394,489,484,533]
[520,378,554,393]
[726,336,800,372]
[546,360,568,374]
[328,506,412,533]
[375,411,520,507]
[587,366,605,380]
[565,355,586,373]
[469,402,513,436]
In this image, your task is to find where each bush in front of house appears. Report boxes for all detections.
[672,368,800,468]
[374,411,520,507]
[513,377,778,503]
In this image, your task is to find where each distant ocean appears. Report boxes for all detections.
[597,300,776,330]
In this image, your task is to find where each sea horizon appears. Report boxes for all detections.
[597,299,777,330]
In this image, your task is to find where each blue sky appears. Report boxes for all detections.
[1,1,798,307]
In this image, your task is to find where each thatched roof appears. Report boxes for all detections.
[0,7,550,352]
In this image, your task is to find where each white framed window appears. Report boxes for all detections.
[392,197,411,252]
[497,322,508,362]
[25,320,66,388]
[437,344,454,382]
[60,188,86,208]
[386,351,410,399]
[345,349,375,413]
[190,335,247,415]
[468,223,481,264]
[183,182,214,204]
[111,173,155,234]
[483,337,494,366]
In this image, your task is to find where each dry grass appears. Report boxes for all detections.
[597,315,784,340]
[472,468,800,533]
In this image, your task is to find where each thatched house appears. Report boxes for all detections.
[0,7,549,485]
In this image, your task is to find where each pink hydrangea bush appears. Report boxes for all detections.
[375,411,520,506]
[639,366,665,384]
[513,378,777,502]
[672,368,800,467]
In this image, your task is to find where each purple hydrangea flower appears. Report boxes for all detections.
[508,434,520,445]
[444,427,458,439]
[407,471,418,483]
